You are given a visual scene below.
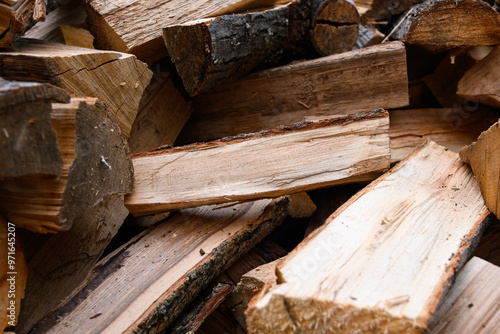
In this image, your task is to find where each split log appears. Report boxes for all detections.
[353,0,425,22]
[163,7,289,96]
[428,257,500,334]
[83,0,290,63]
[457,45,500,108]
[0,78,70,178]
[460,121,500,219]
[129,212,171,228]
[27,25,95,48]
[390,107,497,163]
[0,97,133,233]
[177,41,408,144]
[126,110,390,216]
[31,198,289,334]
[0,38,152,138]
[0,0,37,47]
[392,0,500,51]
[0,216,28,331]
[16,194,129,334]
[353,23,384,49]
[246,140,490,333]
[128,62,193,153]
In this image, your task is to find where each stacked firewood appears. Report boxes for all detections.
[1,0,500,333]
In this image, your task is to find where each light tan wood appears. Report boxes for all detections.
[460,121,500,219]
[390,108,497,163]
[428,257,500,334]
[0,38,152,138]
[126,110,390,216]
[0,97,133,233]
[31,198,289,334]
[246,141,490,333]
[457,45,500,108]
[287,192,317,218]
[0,216,28,330]
[177,41,408,143]
[83,0,290,63]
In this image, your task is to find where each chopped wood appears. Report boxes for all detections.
[310,0,359,56]
[163,7,288,96]
[28,25,95,48]
[0,97,133,233]
[0,0,35,47]
[0,216,28,330]
[428,257,500,334]
[353,0,425,22]
[126,110,390,216]
[246,140,490,333]
[460,121,500,219]
[392,0,500,51]
[390,108,497,163]
[130,212,171,228]
[16,194,129,334]
[31,198,289,334]
[177,41,408,143]
[353,23,384,49]
[457,45,500,108]
[287,192,317,218]
[83,0,290,63]
[0,38,152,138]
[0,78,70,178]
[128,62,193,153]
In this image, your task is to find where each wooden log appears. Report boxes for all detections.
[392,0,500,51]
[353,23,384,49]
[0,216,28,331]
[0,78,70,178]
[246,140,490,333]
[353,0,425,22]
[27,25,95,48]
[177,41,408,144]
[0,97,133,233]
[287,192,317,218]
[460,121,500,219]
[30,198,289,334]
[128,62,193,153]
[0,0,36,47]
[126,110,390,216]
[390,108,497,163]
[428,257,500,334]
[0,38,152,138]
[83,0,290,64]
[16,194,129,334]
[457,45,500,108]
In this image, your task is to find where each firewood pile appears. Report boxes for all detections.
[1,0,500,333]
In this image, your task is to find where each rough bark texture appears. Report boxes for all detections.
[0,0,35,47]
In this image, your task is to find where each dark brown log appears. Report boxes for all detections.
[0,0,36,48]
[0,78,70,178]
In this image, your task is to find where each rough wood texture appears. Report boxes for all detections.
[287,192,317,218]
[457,45,500,108]
[353,23,384,49]
[0,97,133,233]
[310,0,359,56]
[390,108,497,163]
[428,257,500,334]
[0,0,35,47]
[392,0,500,51]
[31,198,289,334]
[28,25,95,48]
[163,7,288,96]
[353,0,425,22]
[0,78,70,178]
[127,110,390,216]
[0,38,152,138]
[460,121,500,219]
[83,0,290,63]
[0,216,28,330]
[17,194,129,334]
[128,62,193,153]
[177,41,408,144]
[247,141,490,333]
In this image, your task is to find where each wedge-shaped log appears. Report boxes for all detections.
[392,0,500,51]
[0,97,133,233]
[0,78,70,178]
[428,257,500,334]
[83,0,290,63]
[246,141,490,333]
[31,198,289,334]
[126,110,390,216]
[457,45,500,108]
[177,41,407,143]
[0,38,152,138]
[460,121,500,219]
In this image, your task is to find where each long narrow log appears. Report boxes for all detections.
[247,140,490,333]
[31,198,289,334]
[126,110,390,216]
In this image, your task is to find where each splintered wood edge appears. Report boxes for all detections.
[133,109,389,158]
[0,79,71,108]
